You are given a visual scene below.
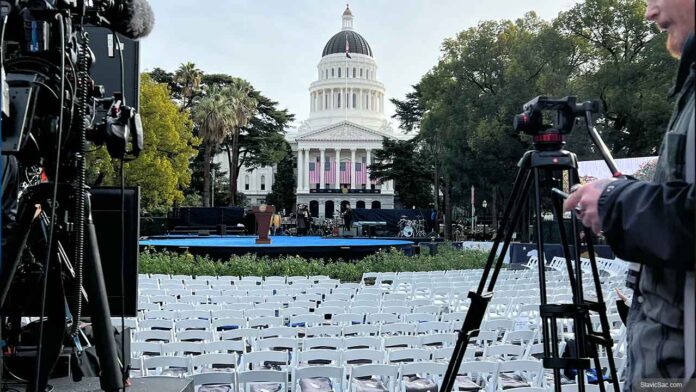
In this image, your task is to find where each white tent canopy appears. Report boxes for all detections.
[577,156,657,180]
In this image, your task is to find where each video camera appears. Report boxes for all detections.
[1,0,153,172]
[513,96,601,137]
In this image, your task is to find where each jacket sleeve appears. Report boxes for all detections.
[598,179,694,271]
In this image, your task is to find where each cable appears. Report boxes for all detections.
[118,160,126,390]
[34,13,66,391]
[114,31,127,391]
[1,14,8,64]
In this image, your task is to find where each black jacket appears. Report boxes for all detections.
[598,36,695,387]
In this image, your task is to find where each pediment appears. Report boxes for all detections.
[297,121,391,141]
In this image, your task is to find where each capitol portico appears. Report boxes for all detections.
[233,5,397,218]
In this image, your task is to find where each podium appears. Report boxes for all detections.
[252,205,275,244]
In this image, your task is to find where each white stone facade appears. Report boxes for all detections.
[227,6,396,216]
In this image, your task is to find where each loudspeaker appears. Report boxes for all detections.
[84,26,140,110]
[90,187,140,317]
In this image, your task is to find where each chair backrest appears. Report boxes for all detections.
[131,341,162,356]
[296,349,342,366]
[348,364,399,391]
[387,348,431,363]
[257,326,297,339]
[303,337,343,350]
[220,328,259,342]
[213,317,247,331]
[380,323,416,336]
[421,333,456,347]
[383,335,421,350]
[175,318,210,331]
[255,337,298,353]
[248,316,283,328]
[139,319,174,331]
[497,360,544,387]
[343,336,382,350]
[457,361,499,392]
[192,353,237,371]
[484,344,526,360]
[342,349,385,365]
[161,341,204,356]
[399,362,448,391]
[193,372,235,392]
[305,325,342,337]
[342,324,380,337]
[133,330,172,343]
[176,330,214,342]
[205,339,245,355]
[237,370,288,392]
[293,366,344,392]
[142,355,192,377]
[240,351,290,370]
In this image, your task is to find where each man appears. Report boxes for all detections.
[564,0,694,388]
[342,203,353,232]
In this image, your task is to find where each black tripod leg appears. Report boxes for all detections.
[441,166,532,392]
[532,168,564,392]
[551,196,579,297]
[28,262,67,392]
[83,210,123,391]
[477,159,531,293]
[584,227,620,392]
[0,202,42,307]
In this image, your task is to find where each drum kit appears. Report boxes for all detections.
[397,216,426,238]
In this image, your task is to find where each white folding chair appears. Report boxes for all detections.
[192,372,235,392]
[495,360,544,389]
[399,362,448,392]
[236,370,288,392]
[342,349,385,365]
[348,364,399,392]
[142,355,192,377]
[134,330,172,343]
[293,365,345,392]
[161,341,204,356]
[303,337,343,351]
[456,361,499,392]
[205,339,246,355]
[191,353,237,373]
[176,330,214,342]
[342,324,379,337]
[139,319,174,331]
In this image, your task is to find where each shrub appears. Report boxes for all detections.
[139,243,488,282]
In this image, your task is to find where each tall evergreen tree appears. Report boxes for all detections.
[266,143,296,214]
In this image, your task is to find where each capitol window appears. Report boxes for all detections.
[353,93,357,108]
[360,68,363,78]
[337,93,341,108]
[353,68,356,78]
[260,175,266,191]
[244,175,250,191]
[338,67,341,78]
[331,68,334,77]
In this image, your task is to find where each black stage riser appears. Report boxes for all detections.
[8,377,193,392]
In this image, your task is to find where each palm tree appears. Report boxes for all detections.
[223,81,257,206]
[192,86,232,206]
[174,62,202,110]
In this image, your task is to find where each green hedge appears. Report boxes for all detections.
[139,244,488,282]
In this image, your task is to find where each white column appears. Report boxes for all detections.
[366,148,372,187]
[350,149,356,190]
[335,149,341,189]
[304,148,310,191]
[319,149,326,190]
[296,149,303,193]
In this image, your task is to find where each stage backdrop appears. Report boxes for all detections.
[352,208,432,235]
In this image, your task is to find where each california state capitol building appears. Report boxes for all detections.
[216,5,398,219]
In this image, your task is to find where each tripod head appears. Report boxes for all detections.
[513,96,601,150]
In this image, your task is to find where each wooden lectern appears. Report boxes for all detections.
[252,204,275,244]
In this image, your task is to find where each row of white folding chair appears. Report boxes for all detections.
[132,340,244,357]
[186,363,448,392]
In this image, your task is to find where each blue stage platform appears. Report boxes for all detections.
[140,235,415,259]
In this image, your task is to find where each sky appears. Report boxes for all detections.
[141,0,581,129]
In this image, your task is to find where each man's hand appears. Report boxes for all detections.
[563,178,616,235]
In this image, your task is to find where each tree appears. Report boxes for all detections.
[556,0,676,156]
[174,62,203,110]
[369,138,433,209]
[266,143,296,213]
[148,67,173,85]
[87,75,200,211]
[223,81,258,205]
[192,85,235,207]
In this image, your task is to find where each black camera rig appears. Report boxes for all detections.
[0,1,152,391]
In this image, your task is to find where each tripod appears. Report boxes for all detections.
[441,99,622,392]
[0,183,123,392]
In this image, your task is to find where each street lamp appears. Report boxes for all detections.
[482,200,488,238]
